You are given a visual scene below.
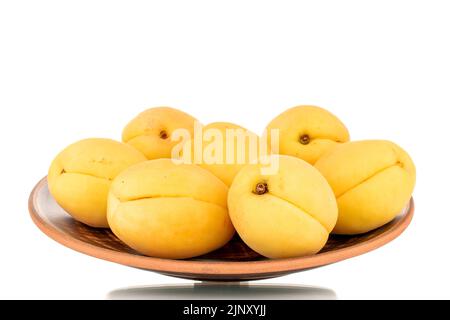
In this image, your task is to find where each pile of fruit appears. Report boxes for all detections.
[47,105,416,259]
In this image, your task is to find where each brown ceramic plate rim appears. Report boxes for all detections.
[29,177,414,276]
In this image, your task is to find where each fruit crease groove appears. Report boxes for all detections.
[267,192,329,233]
[337,163,402,199]
[59,171,113,181]
[114,194,227,209]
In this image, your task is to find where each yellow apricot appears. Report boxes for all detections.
[48,138,146,227]
[265,105,350,164]
[122,106,198,159]
[107,159,235,259]
[179,122,264,187]
[228,155,338,259]
[315,140,416,234]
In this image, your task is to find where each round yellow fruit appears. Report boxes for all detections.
[48,138,146,228]
[122,106,199,159]
[315,140,416,235]
[180,122,265,187]
[265,105,350,164]
[107,159,235,259]
[228,154,338,259]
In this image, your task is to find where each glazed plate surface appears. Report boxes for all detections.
[29,178,414,281]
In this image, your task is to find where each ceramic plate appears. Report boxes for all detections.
[29,177,414,281]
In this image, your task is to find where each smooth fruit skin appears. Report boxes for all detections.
[107,159,235,259]
[122,106,198,159]
[265,105,350,164]
[48,138,146,228]
[186,122,264,187]
[228,155,338,259]
[315,140,416,235]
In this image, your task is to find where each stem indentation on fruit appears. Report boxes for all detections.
[253,182,268,195]
[299,134,310,145]
[159,130,169,139]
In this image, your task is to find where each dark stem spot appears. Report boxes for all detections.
[299,134,310,145]
[253,182,268,195]
[159,130,169,139]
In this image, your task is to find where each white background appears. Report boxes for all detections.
[0,0,449,299]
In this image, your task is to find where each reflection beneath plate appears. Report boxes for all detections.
[107,283,337,300]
